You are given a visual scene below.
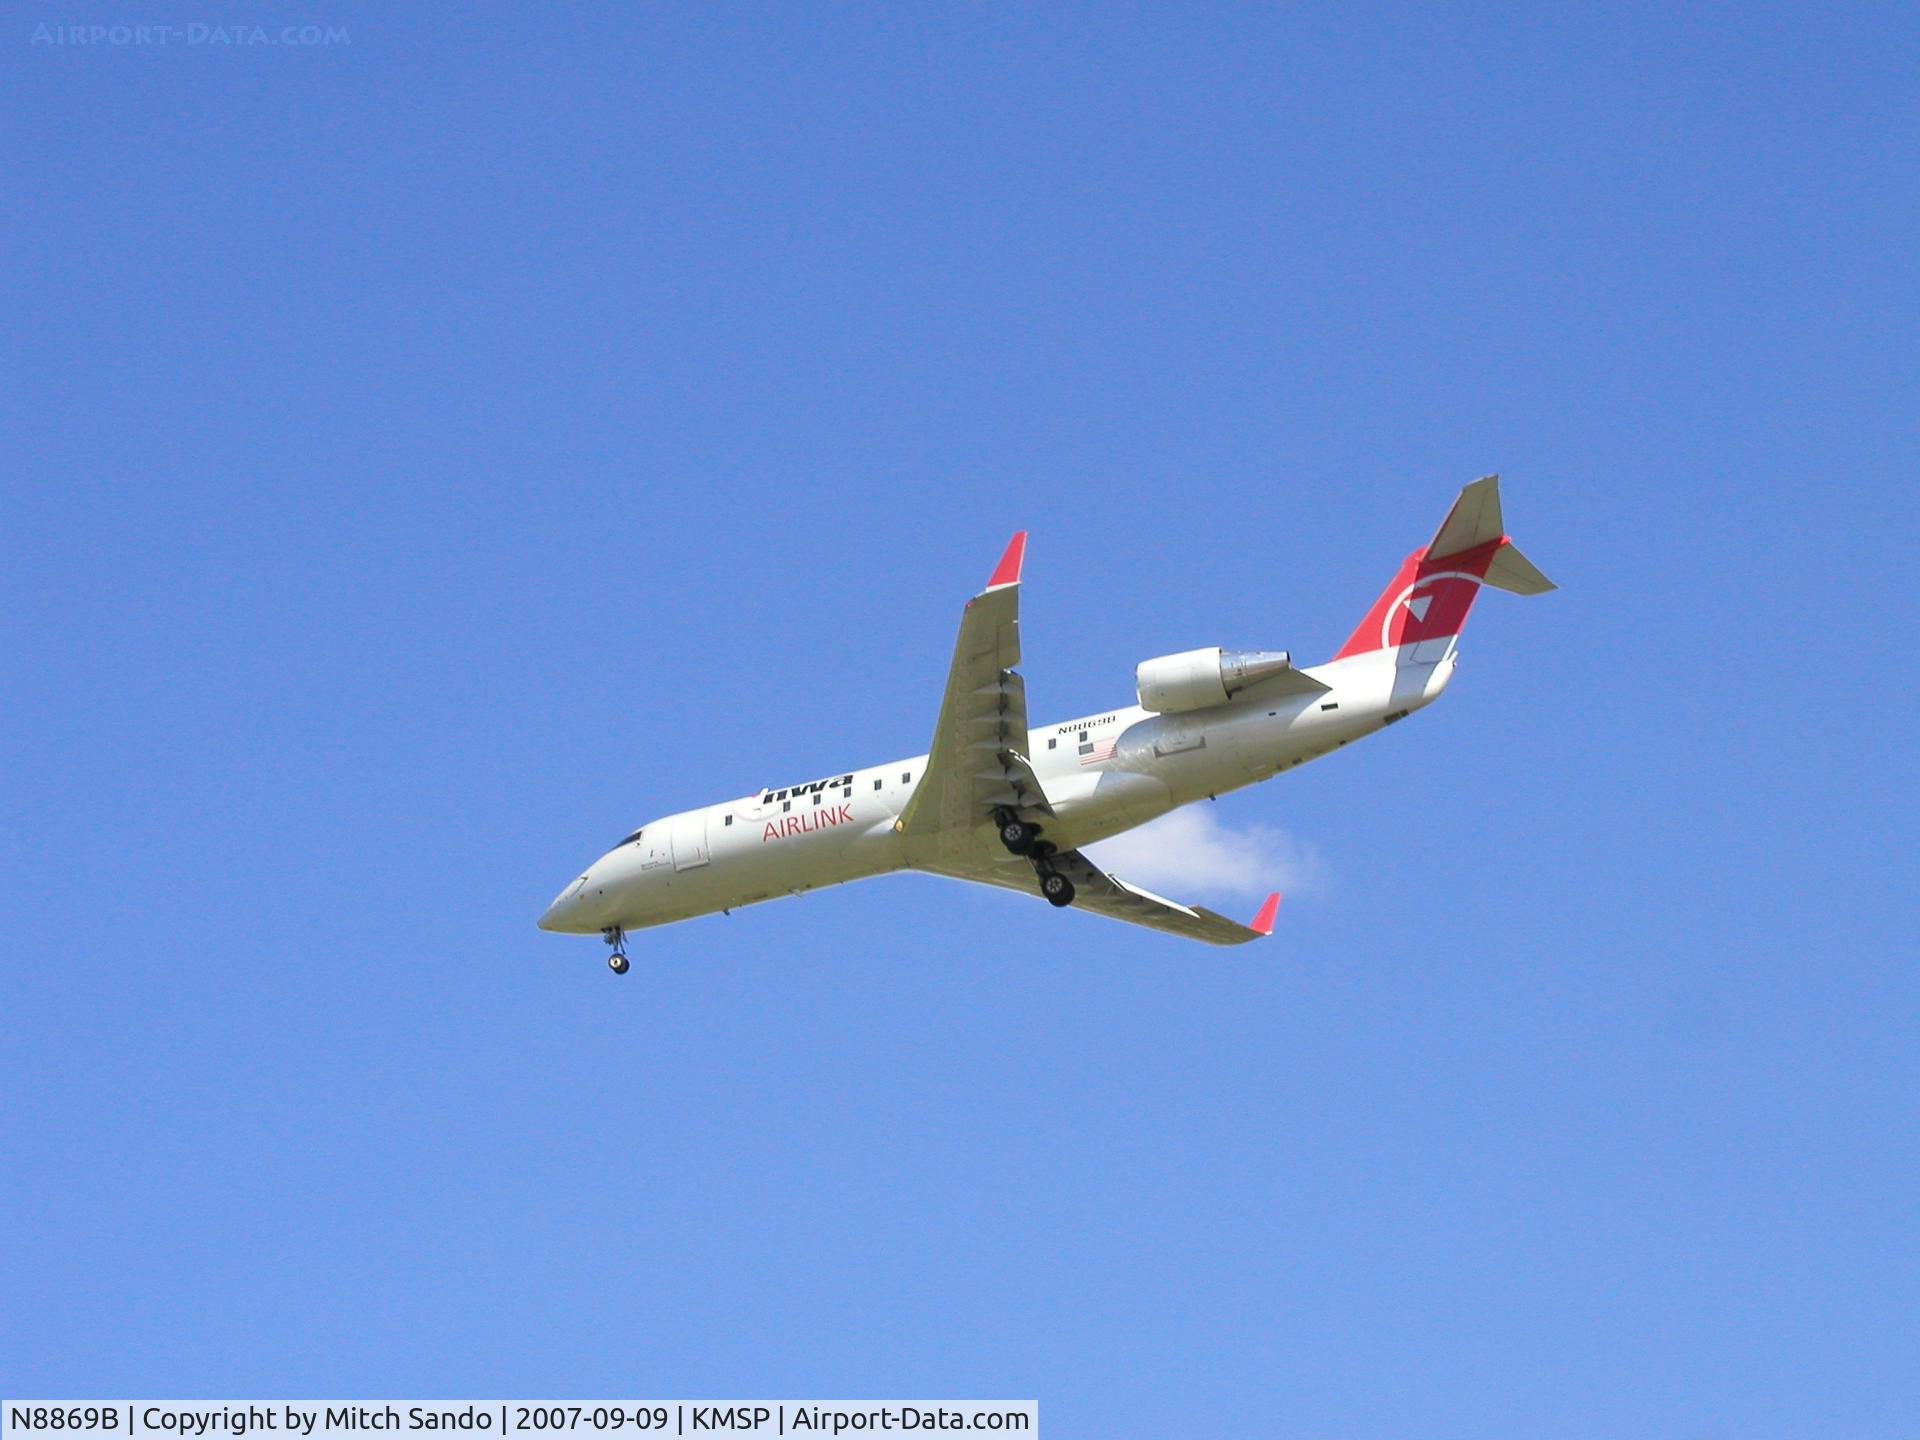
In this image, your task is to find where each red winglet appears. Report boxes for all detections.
[985,531,1028,589]
[1250,892,1283,936]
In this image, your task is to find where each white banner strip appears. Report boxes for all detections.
[3,1404,1036,1440]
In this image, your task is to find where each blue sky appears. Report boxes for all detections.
[4,4,1914,1435]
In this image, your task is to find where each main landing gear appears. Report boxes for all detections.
[997,809,1075,908]
[997,812,1040,856]
[603,926,630,975]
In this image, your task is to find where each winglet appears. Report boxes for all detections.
[985,531,1028,590]
[1250,892,1283,936]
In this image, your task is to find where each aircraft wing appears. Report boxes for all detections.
[929,848,1282,947]
[897,533,1054,855]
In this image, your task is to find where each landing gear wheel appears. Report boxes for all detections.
[602,925,629,974]
[1041,871,1076,907]
[999,818,1037,855]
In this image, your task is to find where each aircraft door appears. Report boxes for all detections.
[670,809,711,871]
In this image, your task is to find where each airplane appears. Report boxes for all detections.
[540,476,1554,973]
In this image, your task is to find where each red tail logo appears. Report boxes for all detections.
[1332,538,1505,661]
[1332,476,1555,661]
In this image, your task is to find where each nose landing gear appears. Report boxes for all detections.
[603,927,630,975]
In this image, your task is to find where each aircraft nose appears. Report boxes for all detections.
[539,875,592,932]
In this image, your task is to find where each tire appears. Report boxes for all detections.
[999,819,1034,854]
[608,954,630,974]
[1041,872,1074,906]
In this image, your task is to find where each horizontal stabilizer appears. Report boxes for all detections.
[1482,540,1556,595]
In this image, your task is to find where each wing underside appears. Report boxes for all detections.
[899,532,1279,946]
[897,534,1052,861]
[929,848,1279,946]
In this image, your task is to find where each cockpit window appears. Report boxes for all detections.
[619,828,644,846]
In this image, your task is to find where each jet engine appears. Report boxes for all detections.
[1134,648,1297,714]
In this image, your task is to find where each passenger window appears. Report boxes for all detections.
[873,779,883,791]
[813,793,822,805]
[782,801,791,812]
[1048,738,1057,750]
[724,815,733,827]
[901,771,911,783]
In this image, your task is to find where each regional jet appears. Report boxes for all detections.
[541,476,1553,972]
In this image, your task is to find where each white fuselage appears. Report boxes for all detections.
[538,651,1456,937]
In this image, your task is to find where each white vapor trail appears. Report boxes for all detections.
[1083,806,1329,902]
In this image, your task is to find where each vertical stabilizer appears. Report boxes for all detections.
[1332,476,1554,662]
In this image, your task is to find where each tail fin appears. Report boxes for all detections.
[1332,475,1555,663]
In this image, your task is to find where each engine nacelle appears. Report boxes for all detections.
[1135,647,1296,713]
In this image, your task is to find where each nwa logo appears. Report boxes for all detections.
[760,773,852,805]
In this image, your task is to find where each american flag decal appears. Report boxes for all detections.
[1078,736,1116,766]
